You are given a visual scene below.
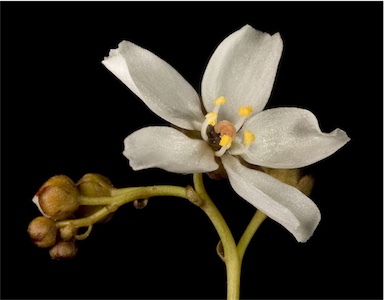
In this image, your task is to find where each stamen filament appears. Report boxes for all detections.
[234,117,246,131]
[228,130,256,156]
[215,146,228,157]
[201,120,210,142]
[201,113,218,142]
[235,106,253,131]
[201,97,227,142]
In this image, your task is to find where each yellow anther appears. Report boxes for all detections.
[243,130,256,146]
[238,106,253,117]
[219,135,232,149]
[205,112,218,126]
[214,96,227,105]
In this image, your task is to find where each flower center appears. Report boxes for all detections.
[201,96,256,157]
[214,120,237,139]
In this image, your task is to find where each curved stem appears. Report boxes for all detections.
[193,173,241,300]
[58,185,188,228]
[111,187,144,196]
[56,205,113,228]
[237,210,267,263]
[60,178,243,299]
[78,185,187,206]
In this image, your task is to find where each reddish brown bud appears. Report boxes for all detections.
[49,240,78,260]
[33,175,80,220]
[28,216,57,248]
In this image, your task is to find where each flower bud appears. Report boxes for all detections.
[77,173,114,197]
[59,224,77,241]
[49,240,78,260]
[133,198,149,209]
[295,174,315,197]
[261,167,315,196]
[28,216,57,248]
[33,175,80,220]
[76,173,115,223]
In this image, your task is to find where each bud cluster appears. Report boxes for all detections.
[28,173,115,259]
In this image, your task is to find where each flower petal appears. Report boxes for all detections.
[221,155,321,242]
[201,24,283,123]
[240,107,350,168]
[123,126,219,174]
[102,41,204,130]
[32,195,50,218]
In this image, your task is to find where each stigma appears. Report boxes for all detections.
[214,120,236,139]
[214,121,236,157]
[201,96,256,157]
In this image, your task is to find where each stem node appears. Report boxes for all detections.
[186,185,205,207]
[216,240,225,262]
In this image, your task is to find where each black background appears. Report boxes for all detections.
[1,1,383,299]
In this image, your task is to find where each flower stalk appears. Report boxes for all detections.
[237,210,268,263]
[193,173,241,300]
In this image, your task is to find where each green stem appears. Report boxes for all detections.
[56,205,112,228]
[57,185,188,228]
[61,178,245,299]
[111,187,144,196]
[193,173,241,300]
[237,210,267,263]
[78,185,187,206]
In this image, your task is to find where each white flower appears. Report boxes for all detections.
[102,25,350,242]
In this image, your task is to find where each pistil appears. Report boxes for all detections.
[214,120,237,157]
